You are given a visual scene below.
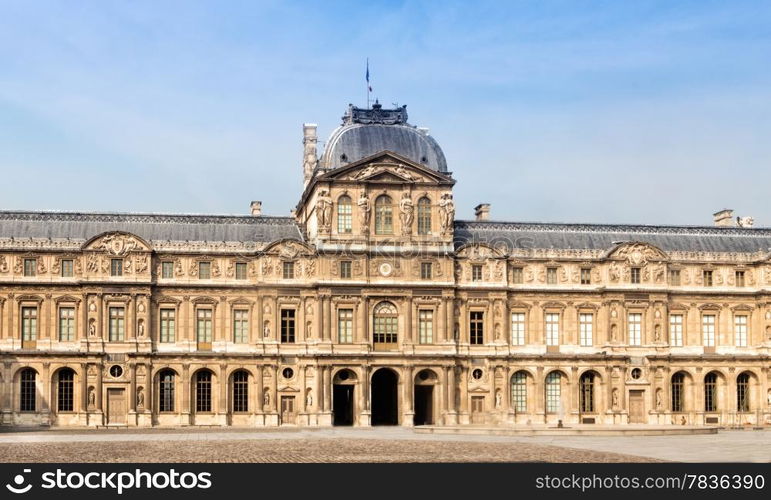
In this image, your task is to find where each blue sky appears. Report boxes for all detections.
[1,0,770,225]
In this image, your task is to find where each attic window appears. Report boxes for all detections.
[420,155,428,163]
[340,153,348,162]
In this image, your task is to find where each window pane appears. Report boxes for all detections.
[160,308,176,343]
[545,372,561,413]
[21,307,38,341]
[281,309,296,343]
[232,371,249,412]
[417,198,431,235]
[197,309,212,342]
[235,262,247,280]
[628,313,642,345]
[59,307,75,341]
[337,309,353,343]
[61,260,74,277]
[734,315,747,347]
[669,314,683,346]
[337,196,352,233]
[198,262,211,279]
[511,312,525,345]
[545,313,559,346]
[374,196,393,234]
[702,315,715,346]
[511,372,527,412]
[579,313,593,346]
[109,307,125,341]
[418,310,433,344]
[233,309,249,343]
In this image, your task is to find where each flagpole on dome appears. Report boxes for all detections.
[366,58,372,109]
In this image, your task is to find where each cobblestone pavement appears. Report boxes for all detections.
[0,428,656,463]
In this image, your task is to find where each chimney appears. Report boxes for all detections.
[303,123,318,187]
[713,209,734,227]
[250,201,262,216]
[474,203,490,221]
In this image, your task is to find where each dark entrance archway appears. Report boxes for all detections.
[413,369,437,426]
[333,369,356,426]
[371,368,398,425]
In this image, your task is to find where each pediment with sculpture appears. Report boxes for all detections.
[604,241,668,265]
[323,152,454,185]
[263,239,316,259]
[83,232,151,256]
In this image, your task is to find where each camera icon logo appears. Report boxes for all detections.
[5,469,32,494]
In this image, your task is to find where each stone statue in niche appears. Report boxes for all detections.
[612,389,619,410]
[610,323,618,341]
[88,387,96,408]
[263,389,271,408]
[358,192,371,232]
[495,390,502,409]
[88,319,96,337]
[305,389,313,408]
[656,389,663,410]
[306,321,313,339]
[654,324,661,342]
[137,319,145,338]
[399,192,414,234]
[263,321,271,338]
[136,387,145,409]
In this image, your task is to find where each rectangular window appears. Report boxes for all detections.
[61,259,73,278]
[160,308,176,343]
[58,307,75,342]
[702,314,716,346]
[340,261,352,279]
[669,269,681,286]
[233,309,249,343]
[338,200,352,233]
[631,267,641,284]
[469,311,484,345]
[235,262,247,280]
[23,258,36,277]
[196,309,213,343]
[21,306,38,341]
[511,267,523,284]
[418,310,433,344]
[281,309,296,343]
[511,373,527,412]
[580,268,591,285]
[546,268,557,285]
[110,259,123,277]
[337,309,353,343]
[579,313,593,346]
[198,262,211,279]
[628,313,642,345]
[669,314,683,346]
[282,261,295,279]
[161,261,174,279]
[734,315,748,347]
[109,307,125,341]
[545,313,560,346]
[511,312,525,345]
[735,270,745,287]
[420,262,432,280]
[471,265,483,282]
[703,270,713,286]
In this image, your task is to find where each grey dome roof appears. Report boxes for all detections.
[319,103,448,172]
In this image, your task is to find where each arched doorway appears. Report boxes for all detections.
[413,369,437,426]
[371,368,398,425]
[333,369,356,426]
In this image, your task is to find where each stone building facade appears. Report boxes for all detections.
[1,102,770,428]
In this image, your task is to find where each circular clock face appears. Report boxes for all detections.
[378,263,393,277]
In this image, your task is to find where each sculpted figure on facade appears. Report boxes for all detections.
[315,189,332,230]
[358,192,371,232]
[438,193,455,236]
[399,192,414,234]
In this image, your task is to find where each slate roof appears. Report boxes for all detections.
[454,221,771,254]
[0,211,302,244]
[319,104,448,173]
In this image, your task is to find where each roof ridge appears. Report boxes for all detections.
[454,220,771,234]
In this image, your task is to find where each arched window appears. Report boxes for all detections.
[337,195,352,234]
[19,368,36,412]
[195,371,212,413]
[737,373,750,412]
[373,301,398,349]
[417,197,431,235]
[704,372,718,412]
[510,371,527,412]
[232,371,249,413]
[579,372,595,413]
[57,368,75,412]
[671,372,685,412]
[159,370,175,412]
[374,195,393,234]
[545,372,561,413]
